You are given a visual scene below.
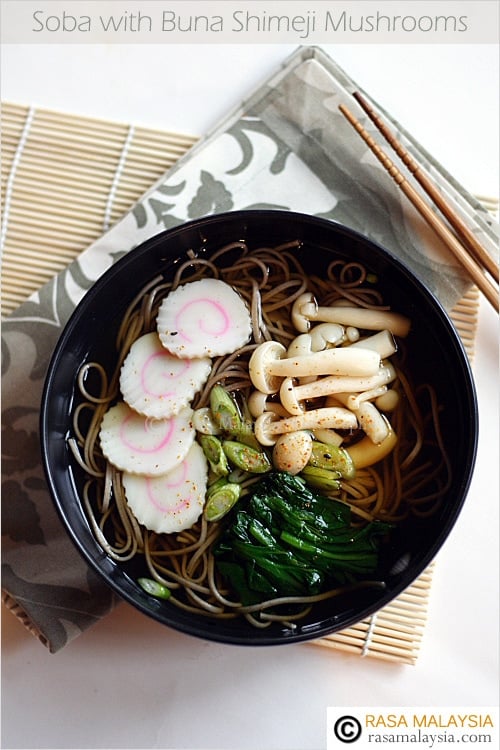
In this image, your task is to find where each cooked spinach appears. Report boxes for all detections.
[214,471,391,605]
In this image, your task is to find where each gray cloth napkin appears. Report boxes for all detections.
[2,46,498,652]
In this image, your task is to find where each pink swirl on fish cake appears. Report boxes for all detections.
[119,412,176,455]
[174,297,230,343]
[145,460,191,514]
[140,349,191,398]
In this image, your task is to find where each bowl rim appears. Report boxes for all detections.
[40,209,479,645]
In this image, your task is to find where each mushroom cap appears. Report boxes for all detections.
[247,390,269,417]
[249,341,287,394]
[286,334,318,386]
[272,431,313,475]
[279,377,305,416]
[287,333,313,357]
[291,293,317,333]
[254,411,281,446]
[247,390,289,418]
[309,323,345,351]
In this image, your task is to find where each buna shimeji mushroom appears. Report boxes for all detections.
[248,340,381,395]
[253,407,358,447]
[291,292,411,338]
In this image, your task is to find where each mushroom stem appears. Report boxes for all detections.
[312,428,344,447]
[280,362,397,415]
[335,394,390,444]
[350,330,398,358]
[249,340,380,394]
[286,334,318,386]
[286,347,380,377]
[247,390,290,418]
[346,385,389,410]
[287,326,344,385]
[297,296,411,338]
[254,407,357,446]
[270,347,380,378]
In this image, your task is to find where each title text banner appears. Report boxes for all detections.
[1,1,498,44]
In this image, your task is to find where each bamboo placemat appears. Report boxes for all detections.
[0,101,491,664]
[1,102,198,316]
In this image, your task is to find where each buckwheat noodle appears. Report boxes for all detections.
[69,241,451,627]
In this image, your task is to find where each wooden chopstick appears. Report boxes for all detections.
[339,102,499,311]
[352,92,499,283]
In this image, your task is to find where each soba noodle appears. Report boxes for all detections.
[69,241,451,627]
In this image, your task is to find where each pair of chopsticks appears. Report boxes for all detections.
[339,93,499,311]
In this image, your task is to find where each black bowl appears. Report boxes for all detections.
[40,210,478,645]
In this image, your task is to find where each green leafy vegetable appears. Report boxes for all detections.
[214,472,391,605]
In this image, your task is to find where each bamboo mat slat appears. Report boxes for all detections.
[0,101,494,664]
[1,103,198,316]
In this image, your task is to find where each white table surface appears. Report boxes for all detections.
[1,42,499,750]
